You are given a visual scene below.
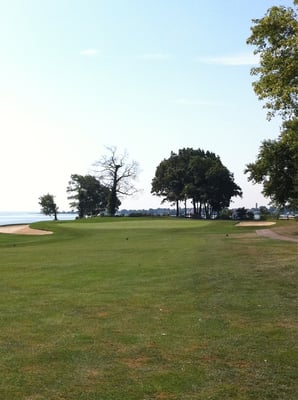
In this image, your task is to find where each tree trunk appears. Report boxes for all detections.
[108,165,120,216]
[192,198,197,215]
[176,200,179,217]
[198,202,202,218]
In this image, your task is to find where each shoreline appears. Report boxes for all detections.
[0,211,77,227]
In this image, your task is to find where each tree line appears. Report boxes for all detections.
[39,146,242,220]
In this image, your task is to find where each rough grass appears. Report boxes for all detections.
[271,222,298,238]
[0,218,297,399]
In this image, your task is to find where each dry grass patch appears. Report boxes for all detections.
[155,392,178,399]
[123,355,151,368]
[271,223,298,238]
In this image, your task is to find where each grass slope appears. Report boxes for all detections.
[0,218,297,399]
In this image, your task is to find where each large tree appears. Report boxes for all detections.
[93,146,139,216]
[247,3,298,120]
[151,152,186,216]
[38,193,58,221]
[204,161,242,217]
[67,174,109,218]
[246,3,298,208]
[185,149,242,218]
[152,148,242,218]
[245,119,298,209]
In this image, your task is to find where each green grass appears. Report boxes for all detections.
[0,218,297,399]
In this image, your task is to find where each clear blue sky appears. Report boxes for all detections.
[0,0,294,211]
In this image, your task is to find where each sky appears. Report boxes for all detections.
[0,0,294,212]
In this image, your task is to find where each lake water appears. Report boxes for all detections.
[0,211,77,226]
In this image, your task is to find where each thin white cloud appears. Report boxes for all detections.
[140,53,171,61]
[80,48,98,56]
[176,98,222,107]
[197,52,259,66]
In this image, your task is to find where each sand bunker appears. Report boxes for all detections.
[236,221,276,227]
[236,221,298,242]
[0,224,53,235]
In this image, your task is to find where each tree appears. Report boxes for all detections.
[245,119,298,209]
[219,208,232,220]
[39,193,58,221]
[67,174,110,218]
[235,207,249,221]
[180,148,209,216]
[259,206,271,219]
[204,161,242,217]
[152,148,242,218]
[247,3,298,120]
[93,146,139,216]
[151,152,186,216]
[246,3,298,209]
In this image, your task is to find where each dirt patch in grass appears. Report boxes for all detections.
[155,393,177,399]
[256,229,298,243]
[123,355,151,368]
[199,354,219,363]
[228,232,259,240]
[96,311,109,318]
[227,359,252,369]
[271,224,298,237]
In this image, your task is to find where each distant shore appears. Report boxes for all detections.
[0,211,77,226]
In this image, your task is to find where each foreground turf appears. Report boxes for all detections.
[0,218,297,399]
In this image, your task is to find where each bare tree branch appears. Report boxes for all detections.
[93,146,139,215]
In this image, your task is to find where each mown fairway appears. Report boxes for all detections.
[0,218,297,399]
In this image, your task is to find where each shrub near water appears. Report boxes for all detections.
[0,218,297,399]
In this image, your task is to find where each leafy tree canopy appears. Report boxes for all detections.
[39,193,58,220]
[245,119,298,209]
[67,174,109,218]
[246,3,298,209]
[247,3,298,120]
[152,148,242,217]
